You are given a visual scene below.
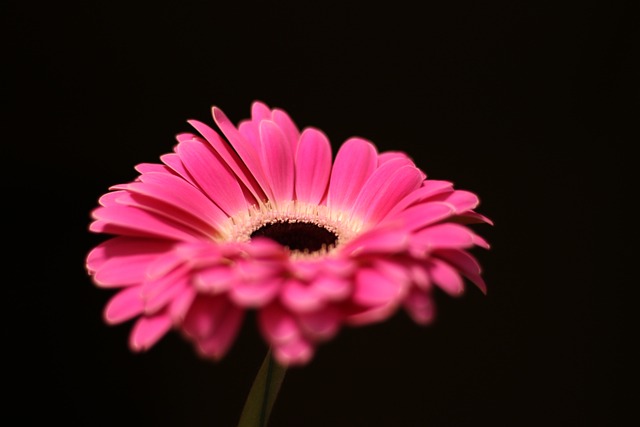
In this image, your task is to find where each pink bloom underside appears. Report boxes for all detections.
[87,101,490,365]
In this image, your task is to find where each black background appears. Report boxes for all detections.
[4,1,636,426]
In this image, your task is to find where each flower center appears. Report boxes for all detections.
[222,201,365,257]
[250,221,338,253]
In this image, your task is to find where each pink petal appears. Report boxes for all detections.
[321,258,357,277]
[196,304,244,359]
[420,179,455,195]
[143,273,189,315]
[409,263,431,290]
[98,190,125,207]
[273,338,313,366]
[182,295,229,340]
[473,234,491,249]
[135,163,172,175]
[104,286,144,324]
[327,137,377,211]
[272,108,301,153]
[342,227,409,256]
[310,276,351,301]
[438,249,483,276]
[145,248,188,281]
[175,242,226,267]
[235,258,283,282]
[372,259,411,285]
[350,158,403,214]
[160,153,198,187]
[238,120,261,150]
[229,278,281,307]
[436,249,486,294]
[90,205,203,242]
[297,307,341,341]
[384,180,454,219]
[287,260,321,281]
[453,211,494,225]
[258,303,300,345]
[242,237,287,258]
[194,265,236,293]
[133,172,229,228]
[189,118,266,202]
[169,287,197,322]
[111,191,217,238]
[352,163,424,225]
[139,263,185,296]
[251,100,272,121]
[175,132,198,143]
[390,202,455,231]
[428,259,465,296]
[435,190,480,214]
[176,140,247,216]
[259,120,295,203]
[129,313,172,351]
[403,288,435,325]
[94,255,161,287]
[345,304,399,326]
[377,151,414,166]
[414,223,477,250]
[280,279,323,312]
[294,128,332,204]
[353,268,404,306]
[87,236,173,277]
[211,107,273,200]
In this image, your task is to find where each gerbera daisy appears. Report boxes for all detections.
[86,101,491,366]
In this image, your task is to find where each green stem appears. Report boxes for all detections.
[236,350,287,427]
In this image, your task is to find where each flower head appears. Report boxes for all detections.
[86,101,491,366]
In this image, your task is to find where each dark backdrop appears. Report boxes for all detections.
[4,1,635,426]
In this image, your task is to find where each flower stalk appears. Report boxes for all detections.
[236,350,287,427]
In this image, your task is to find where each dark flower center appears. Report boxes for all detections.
[250,221,338,253]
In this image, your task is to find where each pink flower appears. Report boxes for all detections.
[86,101,491,366]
